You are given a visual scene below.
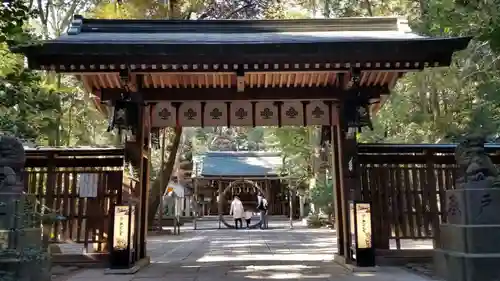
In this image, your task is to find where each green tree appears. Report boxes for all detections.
[0,1,60,142]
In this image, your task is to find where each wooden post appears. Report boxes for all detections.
[334,102,357,263]
[158,129,167,231]
[218,179,223,229]
[138,104,151,259]
[331,124,344,256]
[193,178,198,230]
[288,178,293,229]
[124,101,151,260]
[265,178,271,215]
[425,150,440,249]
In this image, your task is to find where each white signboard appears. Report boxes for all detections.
[356,203,372,249]
[78,173,98,198]
[113,205,130,250]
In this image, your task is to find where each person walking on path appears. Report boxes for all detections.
[230,194,244,229]
[244,205,254,229]
[257,192,268,229]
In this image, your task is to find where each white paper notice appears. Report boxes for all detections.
[78,173,98,198]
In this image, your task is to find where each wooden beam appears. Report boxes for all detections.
[98,86,388,101]
[25,157,123,168]
[191,176,300,180]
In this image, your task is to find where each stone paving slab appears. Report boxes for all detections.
[64,220,434,281]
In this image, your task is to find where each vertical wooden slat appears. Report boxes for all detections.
[436,165,446,224]
[395,166,408,238]
[69,171,78,241]
[77,173,86,248]
[36,170,45,215]
[418,166,430,237]
[389,166,401,249]
[61,172,70,240]
[377,165,390,249]
[53,171,63,241]
[411,165,424,238]
[425,150,440,247]
[45,154,56,243]
[403,165,415,238]
[98,171,107,252]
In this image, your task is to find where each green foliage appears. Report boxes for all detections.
[310,178,334,216]
[306,213,325,228]
[0,0,37,46]
[0,0,114,145]
[266,127,313,181]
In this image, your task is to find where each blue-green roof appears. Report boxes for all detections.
[193,151,282,177]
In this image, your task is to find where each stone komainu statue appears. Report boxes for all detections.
[454,134,500,188]
[0,135,25,193]
[0,135,52,281]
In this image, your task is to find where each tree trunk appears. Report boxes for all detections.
[147,126,182,227]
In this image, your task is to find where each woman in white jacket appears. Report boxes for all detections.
[230,195,245,229]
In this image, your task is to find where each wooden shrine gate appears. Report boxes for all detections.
[16,16,471,266]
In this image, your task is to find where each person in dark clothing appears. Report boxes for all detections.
[244,204,254,228]
[257,192,268,229]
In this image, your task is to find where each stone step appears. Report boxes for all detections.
[440,223,500,253]
[435,248,500,281]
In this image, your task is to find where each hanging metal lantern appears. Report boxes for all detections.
[107,94,141,136]
[344,94,373,131]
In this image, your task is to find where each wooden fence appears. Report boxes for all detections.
[357,144,500,250]
[24,147,124,253]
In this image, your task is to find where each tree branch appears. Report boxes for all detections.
[224,3,255,19]
[197,2,256,20]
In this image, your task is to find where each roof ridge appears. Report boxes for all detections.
[67,15,403,35]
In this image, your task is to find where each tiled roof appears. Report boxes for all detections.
[193,151,282,177]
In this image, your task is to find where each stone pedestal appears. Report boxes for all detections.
[0,194,50,281]
[435,183,500,281]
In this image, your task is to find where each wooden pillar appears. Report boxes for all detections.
[288,178,293,229]
[334,102,361,263]
[123,104,149,260]
[265,179,271,215]
[193,178,198,229]
[331,123,344,255]
[218,180,223,228]
[139,105,151,259]
[158,129,167,230]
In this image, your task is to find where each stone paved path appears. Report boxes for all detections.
[66,219,434,281]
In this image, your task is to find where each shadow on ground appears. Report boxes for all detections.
[68,220,433,281]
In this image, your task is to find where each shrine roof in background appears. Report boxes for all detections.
[192,151,282,178]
